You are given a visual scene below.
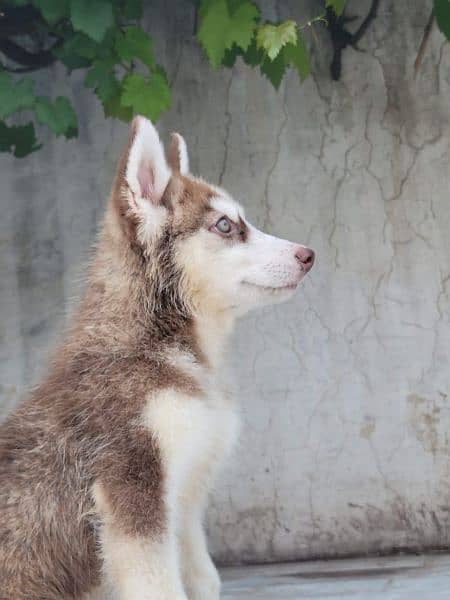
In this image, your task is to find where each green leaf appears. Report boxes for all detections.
[0,73,35,119]
[70,0,114,42]
[0,123,11,154]
[103,88,133,122]
[115,27,155,69]
[284,34,310,82]
[85,59,117,102]
[0,121,41,158]
[222,45,242,68]
[53,32,99,69]
[256,20,297,61]
[229,1,260,52]
[121,0,143,20]
[14,123,42,157]
[33,0,69,24]
[198,0,230,68]
[326,0,347,16]
[198,0,259,68]
[435,0,450,40]
[242,37,264,66]
[260,50,286,89]
[120,71,171,121]
[64,33,99,59]
[198,0,217,19]
[35,96,78,138]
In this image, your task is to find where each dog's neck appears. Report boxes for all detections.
[194,309,235,372]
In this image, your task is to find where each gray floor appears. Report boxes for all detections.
[221,554,450,599]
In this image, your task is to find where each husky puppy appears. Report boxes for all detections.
[0,117,314,599]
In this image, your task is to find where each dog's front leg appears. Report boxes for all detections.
[93,481,187,600]
[100,529,187,600]
[178,403,239,600]
[178,459,222,600]
[179,503,220,600]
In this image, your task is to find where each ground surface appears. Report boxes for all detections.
[221,553,450,599]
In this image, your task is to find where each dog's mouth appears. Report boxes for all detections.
[241,281,298,293]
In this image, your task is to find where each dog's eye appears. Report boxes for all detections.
[215,217,232,234]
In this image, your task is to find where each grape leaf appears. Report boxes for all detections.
[198,0,259,68]
[95,28,119,61]
[198,0,230,68]
[85,59,117,102]
[229,1,260,52]
[222,45,242,68]
[260,50,286,89]
[435,0,450,40]
[35,96,78,138]
[0,123,11,153]
[260,35,310,88]
[0,73,35,119]
[121,0,143,20]
[53,32,98,69]
[0,121,41,158]
[70,0,114,42]
[198,0,217,19]
[13,124,42,157]
[115,27,155,69]
[284,34,310,82]
[120,71,171,121]
[256,20,297,61]
[326,0,347,16]
[103,88,133,122]
[33,0,69,24]
[242,37,264,66]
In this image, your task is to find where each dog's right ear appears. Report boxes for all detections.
[126,116,171,208]
[167,132,189,175]
[114,116,172,241]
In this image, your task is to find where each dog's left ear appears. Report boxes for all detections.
[167,132,189,175]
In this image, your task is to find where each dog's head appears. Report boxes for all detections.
[110,117,314,319]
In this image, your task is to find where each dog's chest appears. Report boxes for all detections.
[143,373,240,492]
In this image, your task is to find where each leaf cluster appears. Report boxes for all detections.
[0,0,170,157]
[0,0,351,158]
[198,0,314,88]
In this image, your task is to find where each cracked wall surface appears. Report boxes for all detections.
[1,0,450,563]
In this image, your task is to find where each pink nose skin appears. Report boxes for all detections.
[294,246,315,273]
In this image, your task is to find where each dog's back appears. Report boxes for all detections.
[0,374,100,598]
[0,332,172,598]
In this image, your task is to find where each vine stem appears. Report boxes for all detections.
[299,14,328,31]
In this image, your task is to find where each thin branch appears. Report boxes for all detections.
[0,38,60,70]
[0,62,46,74]
[0,5,42,39]
[414,9,435,79]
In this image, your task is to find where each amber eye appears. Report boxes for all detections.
[216,216,232,234]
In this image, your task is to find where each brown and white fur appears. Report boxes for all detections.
[0,117,315,599]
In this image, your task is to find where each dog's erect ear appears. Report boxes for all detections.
[126,116,171,206]
[167,132,189,175]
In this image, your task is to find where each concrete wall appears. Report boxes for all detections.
[1,0,450,563]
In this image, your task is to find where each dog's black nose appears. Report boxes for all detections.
[295,246,315,272]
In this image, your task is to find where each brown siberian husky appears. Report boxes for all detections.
[0,117,314,599]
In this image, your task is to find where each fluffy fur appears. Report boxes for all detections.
[0,117,314,599]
